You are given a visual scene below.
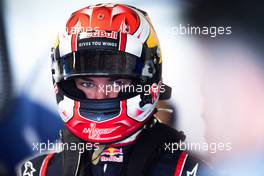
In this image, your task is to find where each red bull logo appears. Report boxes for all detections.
[78,29,118,40]
[100,147,123,162]
[101,147,123,156]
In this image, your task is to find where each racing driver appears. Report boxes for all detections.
[21,3,207,176]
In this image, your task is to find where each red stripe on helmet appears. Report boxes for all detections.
[71,34,77,52]
[119,32,127,51]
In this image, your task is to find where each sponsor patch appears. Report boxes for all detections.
[100,147,123,162]
[23,161,36,176]
[83,123,118,140]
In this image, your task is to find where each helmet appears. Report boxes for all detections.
[51,3,165,144]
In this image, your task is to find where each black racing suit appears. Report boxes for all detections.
[21,120,208,176]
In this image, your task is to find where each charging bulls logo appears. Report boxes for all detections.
[100,147,124,162]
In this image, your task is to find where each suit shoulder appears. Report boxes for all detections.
[150,150,209,176]
[20,152,62,176]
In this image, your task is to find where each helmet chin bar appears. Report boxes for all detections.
[64,99,156,144]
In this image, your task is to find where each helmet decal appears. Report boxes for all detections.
[58,96,74,122]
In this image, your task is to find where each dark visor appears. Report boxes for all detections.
[56,50,145,81]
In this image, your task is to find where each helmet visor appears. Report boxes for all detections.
[55,50,145,81]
